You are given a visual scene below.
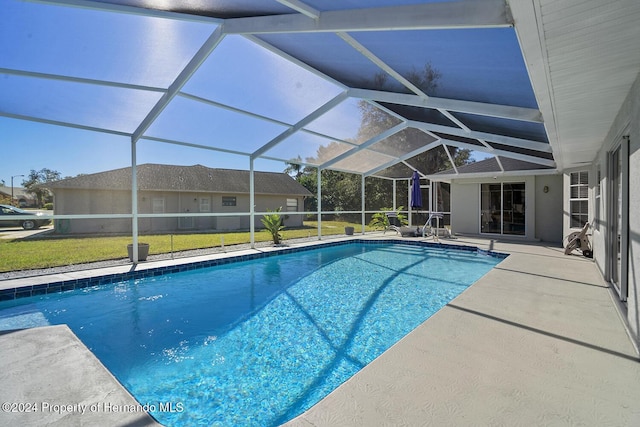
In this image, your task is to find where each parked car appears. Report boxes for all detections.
[0,204,51,230]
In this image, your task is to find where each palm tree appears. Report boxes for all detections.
[284,157,303,179]
[261,207,284,244]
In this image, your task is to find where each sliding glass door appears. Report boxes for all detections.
[609,141,628,301]
[481,184,501,234]
[480,183,525,235]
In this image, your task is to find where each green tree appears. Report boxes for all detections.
[284,156,304,179]
[358,65,472,176]
[285,63,473,217]
[369,206,408,230]
[23,168,61,207]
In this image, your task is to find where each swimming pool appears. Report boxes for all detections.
[0,241,505,426]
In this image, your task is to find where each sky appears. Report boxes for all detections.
[1,0,517,188]
[0,0,346,187]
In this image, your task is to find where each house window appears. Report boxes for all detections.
[569,171,589,228]
[286,198,298,212]
[152,197,165,214]
[222,196,236,207]
[200,197,210,212]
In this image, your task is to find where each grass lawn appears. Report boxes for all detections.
[0,221,375,272]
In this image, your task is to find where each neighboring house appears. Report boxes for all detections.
[48,164,312,234]
[0,185,36,207]
[432,156,563,243]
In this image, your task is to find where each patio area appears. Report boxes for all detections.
[287,236,640,426]
[1,235,638,426]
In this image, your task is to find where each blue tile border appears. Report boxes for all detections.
[0,239,508,302]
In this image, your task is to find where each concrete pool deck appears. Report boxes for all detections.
[1,234,639,426]
[287,236,640,426]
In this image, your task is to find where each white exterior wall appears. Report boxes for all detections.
[589,71,640,345]
[534,174,563,243]
[450,181,479,234]
[450,175,562,242]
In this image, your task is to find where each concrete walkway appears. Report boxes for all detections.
[285,237,640,426]
[1,235,639,426]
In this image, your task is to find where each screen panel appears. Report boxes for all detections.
[1,0,217,88]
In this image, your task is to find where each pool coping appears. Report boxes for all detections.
[0,324,160,426]
[0,237,507,302]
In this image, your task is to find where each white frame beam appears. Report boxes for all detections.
[29,0,222,24]
[131,26,225,143]
[409,121,552,153]
[0,67,167,93]
[319,122,408,170]
[364,141,442,177]
[275,0,320,19]
[252,91,349,158]
[438,138,556,168]
[224,0,513,34]
[349,88,543,123]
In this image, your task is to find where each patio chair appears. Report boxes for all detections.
[385,212,419,237]
[384,212,401,234]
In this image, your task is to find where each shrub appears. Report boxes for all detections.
[369,206,407,230]
[261,207,284,244]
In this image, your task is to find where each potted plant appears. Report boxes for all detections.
[261,207,284,245]
[369,206,408,232]
[127,242,150,262]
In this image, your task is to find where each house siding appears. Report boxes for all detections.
[449,175,562,243]
[53,190,305,234]
[534,175,563,243]
[49,165,311,235]
[588,70,640,346]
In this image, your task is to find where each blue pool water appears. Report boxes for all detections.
[0,242,503,426]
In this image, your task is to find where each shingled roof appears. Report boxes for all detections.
[48,164,312,196]
[434,156,556,177]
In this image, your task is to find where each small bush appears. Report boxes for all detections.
[261,207,284,244]
[43,203,54,210]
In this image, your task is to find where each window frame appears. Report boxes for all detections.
[152,197,165,214]
[569,171,589,229]
[480,182,526,236]
[221,196,237,207]
[286,198,298,212]
[199,197,211,213]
